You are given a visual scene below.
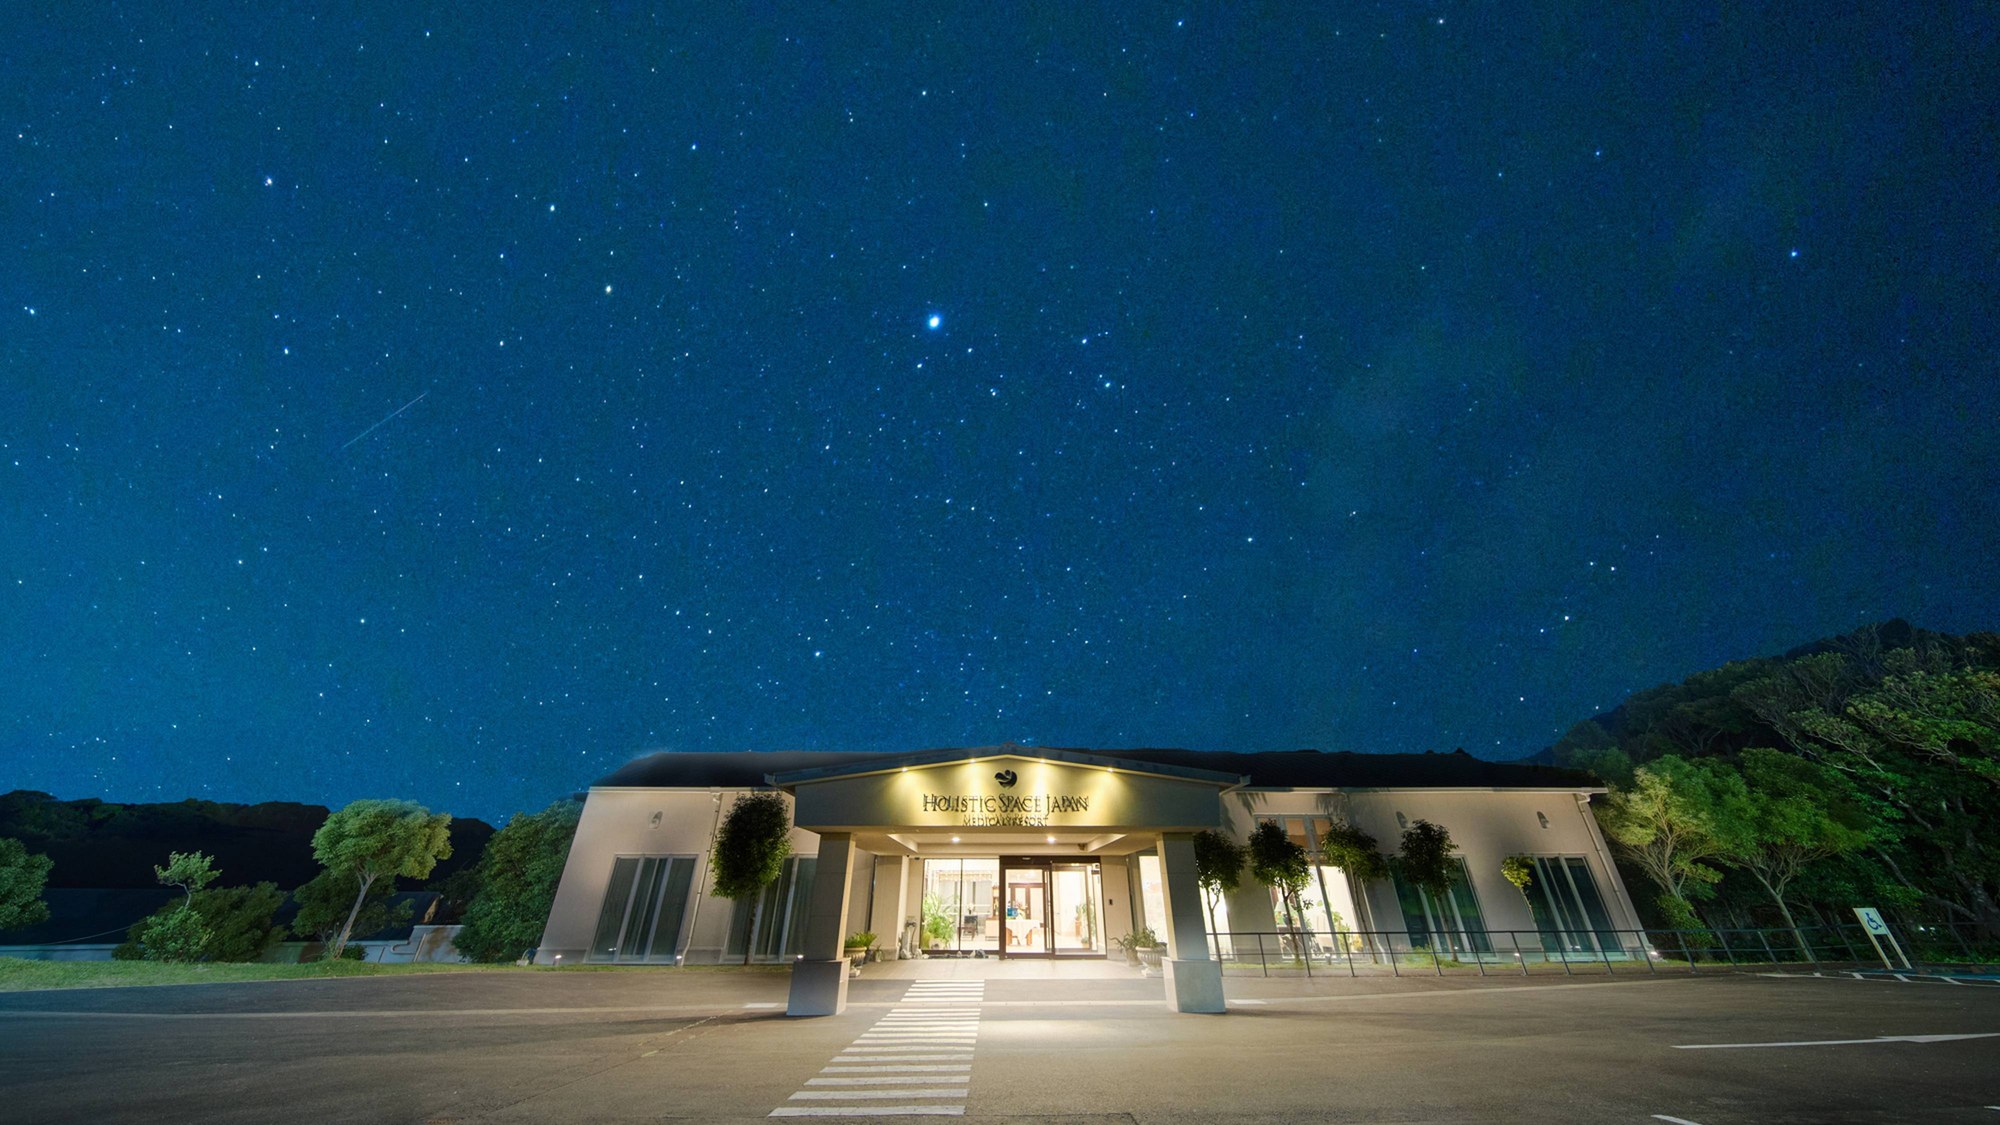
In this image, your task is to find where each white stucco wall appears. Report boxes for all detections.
[538,787,822,964]
[1219,787,1638,938]
[540,778,1639,966]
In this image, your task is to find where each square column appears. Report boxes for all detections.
[868,855,911,959]
[1156,832,1226,1013]
[786,832,855,1016]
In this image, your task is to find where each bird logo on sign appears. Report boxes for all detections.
[994,770,1018,788]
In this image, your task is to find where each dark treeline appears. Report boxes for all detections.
[0,792,492,889]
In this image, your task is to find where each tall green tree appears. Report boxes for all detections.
[709,792,792,963]
[0,836,53,931]
[1599,756,1737,932]
[292,866,409,954]
[1793,662,2000,936]
[1318,821,1389,880]
[1190,829,1247,946]
[454,801,582,963]
[310,799,453,959]
[1395,820,1460,904]
[1246,822,1311,950]
[1710,749,1876,947]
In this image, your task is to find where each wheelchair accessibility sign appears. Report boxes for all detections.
[1852,906,1911,969]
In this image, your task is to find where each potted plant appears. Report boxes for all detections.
[920,894,955,952]
[844,930,877,968]
[1114,928,1162,973]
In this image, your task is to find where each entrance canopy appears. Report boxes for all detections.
[769,746,1245,857]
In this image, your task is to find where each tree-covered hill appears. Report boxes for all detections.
[1539,619,2000,939]
[0,791,493,890]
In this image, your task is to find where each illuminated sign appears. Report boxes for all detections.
[921,791,1092,827]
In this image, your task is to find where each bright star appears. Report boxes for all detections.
[927,314,942,330]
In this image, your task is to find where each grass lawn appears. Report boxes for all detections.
[0,957,516,992]
[0,957,795,991]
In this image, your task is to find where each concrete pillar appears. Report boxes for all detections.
[1157,832,1226,1014]
[1100,857,1136,946]
[1225,877,1278,935]
[869,855,911,959]
[786,832,855,1016]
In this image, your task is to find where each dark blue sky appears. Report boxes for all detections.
[4,5,1995,821]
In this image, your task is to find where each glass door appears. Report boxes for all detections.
[1049,862,1105,956]
[1000,865,1048,956]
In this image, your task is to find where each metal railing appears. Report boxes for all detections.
[1198,920,2000,979]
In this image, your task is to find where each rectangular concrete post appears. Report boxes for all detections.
[869,855,911,959]
[1157,832,1225,1013]
[786,832,854,1016]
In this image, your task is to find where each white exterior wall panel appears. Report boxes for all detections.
[537,788,823,965]
[536,758,1634,970]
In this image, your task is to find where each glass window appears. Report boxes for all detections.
[725,856,818,960]
[1255,816,1360,955]
[1390,858,1490,954]
[1133,853,1168,942]
[919,858,999,955]
[1523,856,1617,952]
[589,855,698,963]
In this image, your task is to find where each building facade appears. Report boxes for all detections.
[537,745,1639,1014]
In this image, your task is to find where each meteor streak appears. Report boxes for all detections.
[340,391,428,450]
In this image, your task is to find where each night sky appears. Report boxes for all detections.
[5,6,1996,821]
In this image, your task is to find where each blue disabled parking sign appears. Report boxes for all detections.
[1853,906,1911,969]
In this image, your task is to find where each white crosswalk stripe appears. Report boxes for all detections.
[768,981,985,1118]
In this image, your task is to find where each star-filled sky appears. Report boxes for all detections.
[4,6,1996,821]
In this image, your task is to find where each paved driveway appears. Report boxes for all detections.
[2,967,1997,1123]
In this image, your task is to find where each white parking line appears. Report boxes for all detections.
[1652,1116,1705,1125]
[1674,1032,2000,1050]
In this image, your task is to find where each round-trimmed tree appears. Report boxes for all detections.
[709,792,793,963]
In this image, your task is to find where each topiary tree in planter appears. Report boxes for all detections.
[1319,821,1390,880]
[1397,820,1460,955]
[1247,822,1312,960]
[1191,829,1247,953]
[708,792,793,964]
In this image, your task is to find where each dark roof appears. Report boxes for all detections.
[593,745,1596,791]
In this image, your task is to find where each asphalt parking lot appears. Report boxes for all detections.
[1,966,1996,1123]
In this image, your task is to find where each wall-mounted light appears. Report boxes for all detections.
[1046,835,1056,844]
[1395,811,1408,829]
[950,836,961,844]
[649,811,663,828]
[1536,811,1550,829]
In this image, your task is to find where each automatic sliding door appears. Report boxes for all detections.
[1001,866,1047,955]
[1049,862,1105,955]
